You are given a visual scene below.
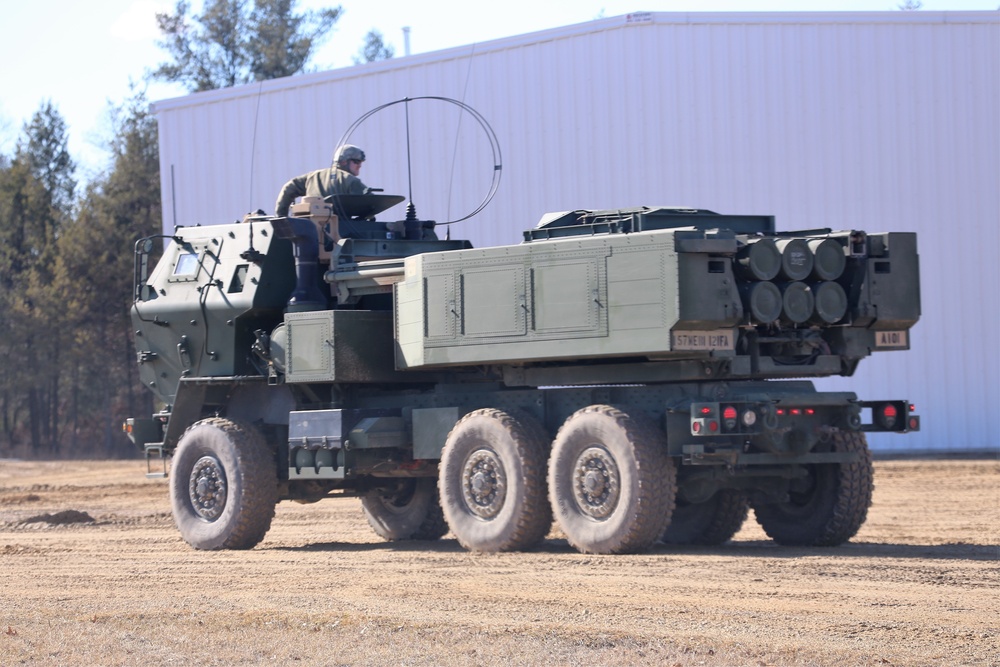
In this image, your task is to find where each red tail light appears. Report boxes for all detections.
[721,406,738,431]
[877,403,898,429]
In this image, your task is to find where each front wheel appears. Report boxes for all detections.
[361,478,448,541]
[751,430,873,546]
[170,418,278,550]
[438,408,552,552]
[548,405,675,555]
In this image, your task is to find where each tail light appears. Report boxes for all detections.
[691,403,720,436]
[859,400,917,432]
[722,405,738,431]
[877,403,898,430]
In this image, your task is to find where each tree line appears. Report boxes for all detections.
[0,95,160,458]
[0,0,389,459]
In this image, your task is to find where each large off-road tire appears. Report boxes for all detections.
[548,405,675,555]
[661,489,749,545]
[438,408,552,552]
[170,418,278,550]
[751,430,873,547]
[361,478,448,541]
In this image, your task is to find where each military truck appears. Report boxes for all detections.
[126,194,920,554]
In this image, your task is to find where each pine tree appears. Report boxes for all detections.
[153,0,342,91]
[354,29,395,65]
[0,102,77,452]
[52,90,161,455]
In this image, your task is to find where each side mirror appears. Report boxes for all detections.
[138,284,157,301]
[134,238,155,301]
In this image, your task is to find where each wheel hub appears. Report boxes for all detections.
[378,481,417,512]
[573,446,620,519]
[188,455,227,521]
[461,448,507,519]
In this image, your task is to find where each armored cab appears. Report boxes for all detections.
[127,197,920,555]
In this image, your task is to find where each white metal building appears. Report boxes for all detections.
[153,11,999,453]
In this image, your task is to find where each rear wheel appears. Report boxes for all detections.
[548,405,675,554]
[170,418,278,550]
[661,489,748,545]
[439,409,551,552]
[751,430,873,546]
[361,478,448,541]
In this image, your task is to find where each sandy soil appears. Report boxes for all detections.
[0,458,997,666]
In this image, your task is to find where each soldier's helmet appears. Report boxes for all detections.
[335,145,366,164]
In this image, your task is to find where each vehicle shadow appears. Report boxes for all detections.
[273,537,998,561]
[651,539,999,562]
[274,539,468,554]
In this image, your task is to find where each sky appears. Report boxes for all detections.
[0,0,994,182]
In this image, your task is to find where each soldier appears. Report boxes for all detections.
[274,145,369,217]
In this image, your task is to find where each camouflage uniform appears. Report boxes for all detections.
[274,165,367,217]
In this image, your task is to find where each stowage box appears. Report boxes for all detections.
[393,228,742,369]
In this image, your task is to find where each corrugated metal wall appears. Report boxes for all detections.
[153,11,999,453]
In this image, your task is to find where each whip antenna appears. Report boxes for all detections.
[240,81,266,264]
[248,81,264,212]
[404,97,414,203]
[447,43,477,222]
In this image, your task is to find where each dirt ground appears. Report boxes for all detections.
[0,458,996,667]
